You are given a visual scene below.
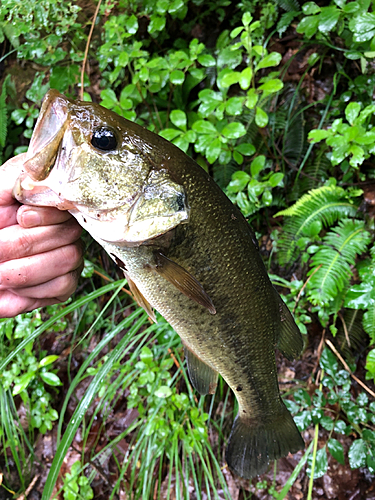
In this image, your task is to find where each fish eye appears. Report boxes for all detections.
[91,127,118,151]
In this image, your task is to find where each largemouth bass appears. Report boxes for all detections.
[13,90,304,479]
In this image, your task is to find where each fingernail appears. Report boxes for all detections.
[21,210,42,227]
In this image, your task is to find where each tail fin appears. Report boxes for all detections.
[226,403,304,479]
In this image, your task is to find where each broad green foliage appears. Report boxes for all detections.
[62,461,94,500]
[287,348,375,477]
[345,247,375,344]
[297,0,375,64]
[0,308,65,433]
[309,102,375,168]
[226,155,284,217]
[0,0,82,64]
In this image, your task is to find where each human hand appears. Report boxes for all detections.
[0,154,84,318]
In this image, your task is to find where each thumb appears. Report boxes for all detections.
[0,154,28,207]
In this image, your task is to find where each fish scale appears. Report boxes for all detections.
[13,89,305,479]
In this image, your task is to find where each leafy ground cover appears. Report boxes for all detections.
[1,0,375,498]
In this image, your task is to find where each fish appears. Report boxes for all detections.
[13,89,304,479]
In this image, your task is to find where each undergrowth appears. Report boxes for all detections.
[1,0,375,498]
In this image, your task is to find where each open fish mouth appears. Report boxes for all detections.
[13,90,76,209]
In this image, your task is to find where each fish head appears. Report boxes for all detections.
[14,89,189,246]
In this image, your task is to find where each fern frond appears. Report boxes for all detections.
[283,106,304,166]
[276,185,361,265]
[276,0,300,12]
[299,147,331,193]
[307,219,371,305]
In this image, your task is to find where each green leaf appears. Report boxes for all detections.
[345,102,361,125]
[148,14,166,33]
[297,15,320,38]
[239,67,253,90]
[235,143,256,156]
[255,107,268,127]
[349,13,375,42]
[319,347,338,377]
[294,410,312,431]
[227,171,251,193]
[40,372,62,386]
[140,346,153,365]
[302,2,321,14]
[318,6,341,33]
[230,26,245,39]
[12,372,35,395]
[155,385,172,398]
[170,70,185,85]
[159,129,182,141]
[220,71,240,88]
[39,355,59,368]
[308,129,332,142]
[348,144,365,167]
[197,54,216,67]
[348,439,367,469]
[258,78,284,94]
[221,122,246,139]
[307,447,328,478]
[269,172,284,187]
[226,96,245,115]
[255,52,282,72]
[245,88,258,109]
[170,109,187,131]
[125,14,138,34]
[328,438,345,465]
[206,138,222,163]
[11,109,28,125]
[251,155,266,177]
[242,12,252,27]
[192,120,217,134]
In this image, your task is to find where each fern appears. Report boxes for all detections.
[276,184,361,265]
[276,0,300,12]
[299,147,331,193]
[307,219,371,305]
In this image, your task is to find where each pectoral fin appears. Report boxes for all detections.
[183,344,218,395]
[153,251,216,315]
[276,291,303,361]
[125,272,156,322]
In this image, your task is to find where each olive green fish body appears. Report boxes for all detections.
[13,90,304,479]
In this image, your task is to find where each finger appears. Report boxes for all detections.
[0,218,83,263]
[11,262,84,301]
[0,240,84,289]
[0,290,62,318]
[17,205,72,228]
[0,154,27,206]
[0,203,19,230]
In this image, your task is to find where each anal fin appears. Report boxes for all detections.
[183,344,218,395]
[153,251,216,314]
[276,291,303,361]
[125,271,156,322]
